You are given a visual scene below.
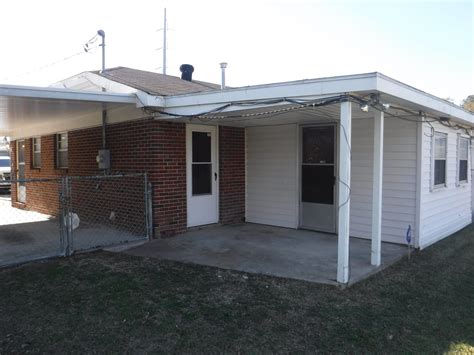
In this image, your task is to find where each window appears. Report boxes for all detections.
[32,137,41,168]
[191,131,212,195]
[56,133,68,169]
[457,136,469,184]
[432,132,447,188]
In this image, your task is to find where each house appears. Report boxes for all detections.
[1,66,473,283]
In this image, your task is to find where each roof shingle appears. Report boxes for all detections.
[94,67,220,96]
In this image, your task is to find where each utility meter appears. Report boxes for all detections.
[96,149,110,170]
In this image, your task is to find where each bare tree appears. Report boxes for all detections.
[462,95,474,112]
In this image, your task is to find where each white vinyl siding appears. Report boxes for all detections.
[419,121,472,249]
[350,116,417,245]
[245,117,417,245]
[246,124,298,228]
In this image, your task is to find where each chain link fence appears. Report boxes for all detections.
[0,174,151,268]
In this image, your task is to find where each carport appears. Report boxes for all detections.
[0,84,149,267]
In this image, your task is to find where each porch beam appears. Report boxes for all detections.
[371,110,384,266]
[337,100,352,284]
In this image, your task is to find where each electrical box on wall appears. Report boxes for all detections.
[96,149,110,170]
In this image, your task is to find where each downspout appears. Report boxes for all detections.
[99,30,109,174]
[101,107,107,150]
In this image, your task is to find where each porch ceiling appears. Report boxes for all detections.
[156,96,423,128]
[150,72,474,127]
[0,84,136,137]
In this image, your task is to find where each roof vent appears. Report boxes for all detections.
[180,64,194,81]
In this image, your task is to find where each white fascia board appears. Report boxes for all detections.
[376,73,474,125]
[0,84,136,104]
[143,72,379,115]
[79,72,165,107]
[80,72,140,94]
[136,91,165,108]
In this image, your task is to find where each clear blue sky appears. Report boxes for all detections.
[0,0,472,103]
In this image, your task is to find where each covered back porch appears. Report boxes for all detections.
[167,95,401,284]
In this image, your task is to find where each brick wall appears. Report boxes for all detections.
[219,126,246,224]
[11,120,247,237]
[10,136,65,215]
[10,119,187,237]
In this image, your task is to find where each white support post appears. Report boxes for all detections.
[337,100,352,284]
[371,110,384,266]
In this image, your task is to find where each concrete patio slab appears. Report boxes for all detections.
[126,223,407,285]
[0,194,147,267]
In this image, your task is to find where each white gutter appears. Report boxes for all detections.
[375,73,474,125]
[146,72,378,115]
[0,84,136,104]
[139,72,474,125]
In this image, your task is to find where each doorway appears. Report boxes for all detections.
[186,125,219,227]
[300,125,336,233]
[16,140,26,203]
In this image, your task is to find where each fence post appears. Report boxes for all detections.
[59,177,67,256]
[144,173,153,240]
[66,176,73,255]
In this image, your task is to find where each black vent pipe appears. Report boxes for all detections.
[180,64,194,81]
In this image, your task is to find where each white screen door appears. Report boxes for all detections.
[300,125,336,233]
[17,140,26,203]
[186,125,218,227]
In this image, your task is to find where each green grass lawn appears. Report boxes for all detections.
[1,226,473,353]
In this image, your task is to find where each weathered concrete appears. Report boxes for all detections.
[0,194,146,267]
[126,223,407,285]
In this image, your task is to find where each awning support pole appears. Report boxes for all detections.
[337,100,352,284]
[371,110,384,266]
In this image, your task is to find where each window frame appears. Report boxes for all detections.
[56,132,68,169]
[31,137,41,169]
[431,131,448,190]
[456,134,469,185]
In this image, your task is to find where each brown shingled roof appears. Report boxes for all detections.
[93,67,221,96]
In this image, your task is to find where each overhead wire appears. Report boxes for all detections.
[2,45,100,82]
[143,93,471,137]
[143,92,473,214]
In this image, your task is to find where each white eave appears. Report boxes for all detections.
[0,83,138,138]
[141,72,474,126]
[0,84,136,104]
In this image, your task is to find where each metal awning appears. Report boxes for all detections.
[0,84,136,138]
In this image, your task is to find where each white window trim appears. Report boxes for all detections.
[456,134,469,186]
[430,131,448,191]
[56,132,68,169]
[32,136,41,168]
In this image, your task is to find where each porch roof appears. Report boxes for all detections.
[0,84,136,137]
[145,72,474,127]
[1,72,473,137]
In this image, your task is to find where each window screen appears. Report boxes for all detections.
[302,165,334,204]
[302,126,335,164]
[56,133,68,169]
[32,137,41,168]
[301,126,335,205]
[458,137,469,183]
[192,132,212,195]
[433,132,447,187]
